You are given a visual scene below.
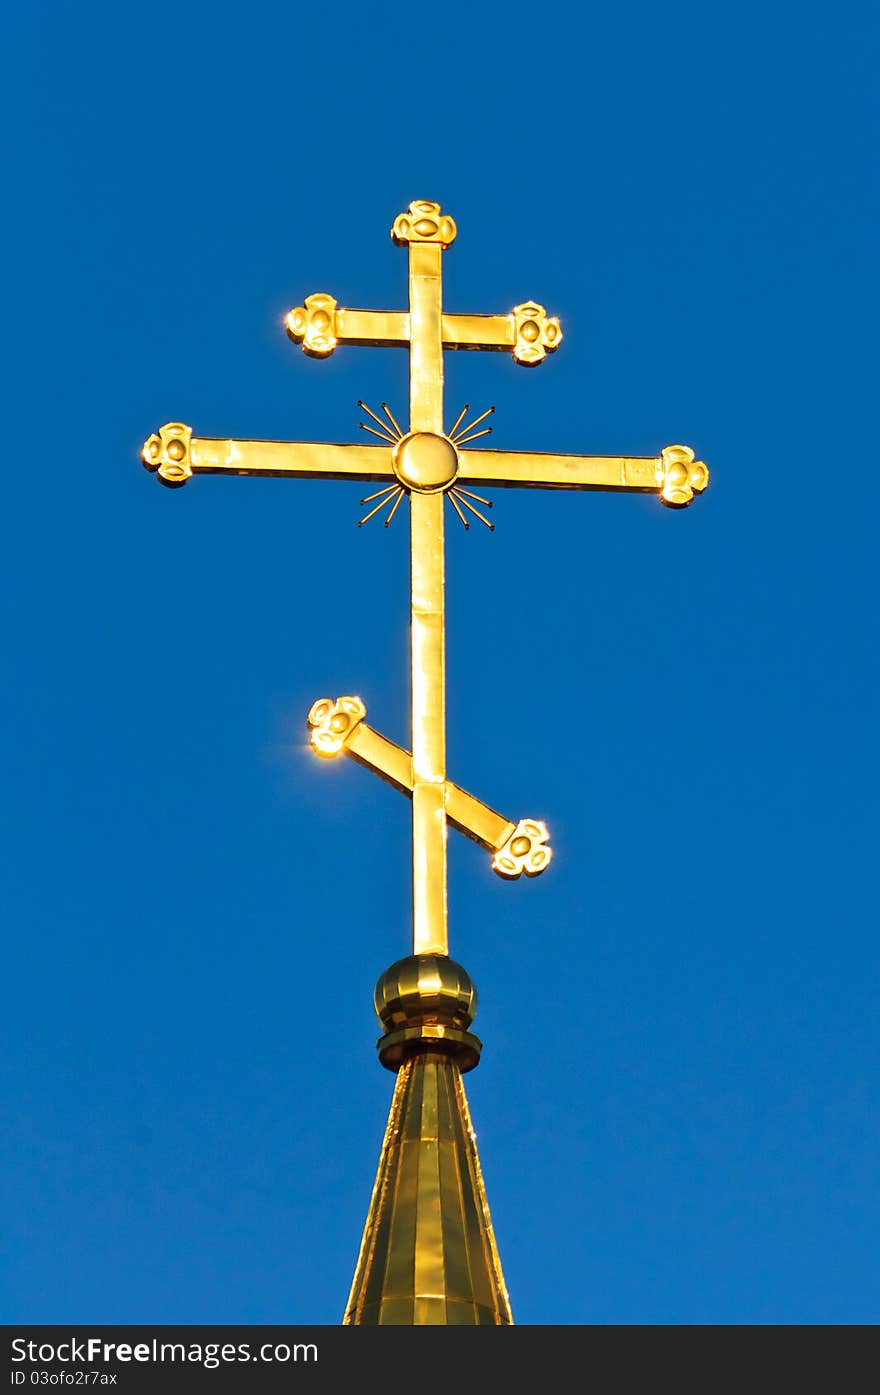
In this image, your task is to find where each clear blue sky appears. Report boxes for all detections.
[3,1,877,1324]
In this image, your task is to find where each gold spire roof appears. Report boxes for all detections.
[343,1049,512,1325]
[343,953,512,1325]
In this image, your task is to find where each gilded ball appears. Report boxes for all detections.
[375,954,477,1033]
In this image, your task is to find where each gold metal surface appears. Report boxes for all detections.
[144,431,393,483]
[142,422,193,487]
[391,200,458,248]
[457,445,708,494]
[343,1051,512,1325]
[306,697,550,874]
[306,696,366,757]
[393,432,459,493]
[409,489,448,953]
[287,303,565,363]
[375,955,477,1033]
[284,293,339,357]
[657,443,710,507]
[401,221,449,955]
[374,954,482,1073]
[511,301,563,365]
[287,304,411,352]
[492,819,552,879]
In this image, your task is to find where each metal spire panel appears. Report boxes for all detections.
[344,1050,512,1326]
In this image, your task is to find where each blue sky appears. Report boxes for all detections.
[3,1,877,1323]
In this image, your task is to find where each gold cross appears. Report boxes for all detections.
[143,199,709,958]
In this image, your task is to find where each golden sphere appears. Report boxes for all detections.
[375,954,477,1033]
[167,439,186,462]
[393,432,459,493]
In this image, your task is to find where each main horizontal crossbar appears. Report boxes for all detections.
[143,425,393,485]
[143,427,707,506]
[191,438,391,480]
[459,448,660,490]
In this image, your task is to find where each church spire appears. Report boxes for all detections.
[343,954,512,1325]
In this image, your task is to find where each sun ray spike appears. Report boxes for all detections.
[448,492,470,531]
[452,405,495,441]
[448,404,470,439]
[384,489,406,527]
[453,491,495,531]
[361,484,399,506]
[358,401,399,438]
[360,422,398,444]
[456,488,494,508]
[452,427,493,447]
[359,401,398,438]
[380,403,404,439]
[358,491,399,526]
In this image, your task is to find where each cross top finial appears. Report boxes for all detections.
[391,200,457,247]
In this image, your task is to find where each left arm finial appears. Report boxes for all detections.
[142,422,193,487]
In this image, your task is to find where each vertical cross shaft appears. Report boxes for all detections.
[407,240,448,955]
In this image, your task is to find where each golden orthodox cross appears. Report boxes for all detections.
[143,200,708,958]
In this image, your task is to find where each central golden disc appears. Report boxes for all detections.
[392,432,459,494]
